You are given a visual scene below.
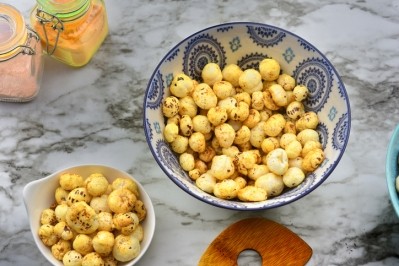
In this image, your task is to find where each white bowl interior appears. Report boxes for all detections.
[144,22,351,210]
[23,164,155,266]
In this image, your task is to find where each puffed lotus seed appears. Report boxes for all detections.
[234,92,252,106]
[162,59,324,202]
[192,115,212,134]
[297,129,320,146]
[296,112,319,131]
[301,140,322,157]
[261,137,280,154]
[255,173,285,197]
[279,133,297,149]
[171,135,189,154]
[180,153,195,171]
[192,83,218,110]
[234,125,251,145]
[162,96,180,118]
[170,73,194,98]
[188,132,206,153]
[243,109,261,129]
[213,80,235,100]
[285,140,302,159]
[264,113,286,137]
[163,123,179,142]
[178,96,198,118]
[293,85,309,101]
[202,63,223,86]
[283,167,306,188]
[266,148,289,176]
[259,58,280,81]
[302,148,325,172]
[239,69,263,94]
[210,155,236,180]
[215,123,236,148]
[269,83,287,107]
[286,101,305,120]
[251,91,264,110]
[237,186,267,202]
[277,73,296,91]
[247,164,269,181]
[250,121,266,148]
[213,179,240,199]
[196,172,217,193]
[217,97,237,115]
[230,101,250,122]
[262,90,280,110]
[222,64,243,87]
[207,106,228,126]
[199,146,216,163]
[179,115,194,137]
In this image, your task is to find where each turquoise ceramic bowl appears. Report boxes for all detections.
[386,125,399,217]
[144,22,351,210]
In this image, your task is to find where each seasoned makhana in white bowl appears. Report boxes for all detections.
[23,164,155,266]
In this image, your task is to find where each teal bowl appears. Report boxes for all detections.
[386,125,399,217]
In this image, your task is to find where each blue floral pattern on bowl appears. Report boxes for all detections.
[143,22,351,210]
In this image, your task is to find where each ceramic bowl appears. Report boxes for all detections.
[386,125,399,217]
[23,164,155,265]
[143,22,351,210]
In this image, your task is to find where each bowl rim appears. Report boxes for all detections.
[386,125,399,217]
[143,21,352,210]
[22,163,156,265]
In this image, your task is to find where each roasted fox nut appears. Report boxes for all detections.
[84,173,109,197]
[107,188,136,214]
[59,173,84,191]
[65,201,99,234]
[63,250,83,266]
[113,234,141,262]
[112,177,139,198]
[67,187,92,206]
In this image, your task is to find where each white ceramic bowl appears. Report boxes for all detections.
[143,22,351,210]
[23,164,155,265]
[386,125,399,218]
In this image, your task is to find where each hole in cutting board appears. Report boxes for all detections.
[237,249,262,266]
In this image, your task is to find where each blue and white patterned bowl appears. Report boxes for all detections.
[143,22,351,210]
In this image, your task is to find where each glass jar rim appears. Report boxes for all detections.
[37,0,90,20]
[0,3,27,56]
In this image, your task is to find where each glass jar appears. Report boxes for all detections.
[0,3,44,102]
[30,0,108,67]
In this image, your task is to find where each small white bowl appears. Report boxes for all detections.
[23,164,155,266]
[143,22,351,210]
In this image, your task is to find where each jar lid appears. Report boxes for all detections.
[37,0,90,20]
[0,16,14,43]
[0,3,27,58]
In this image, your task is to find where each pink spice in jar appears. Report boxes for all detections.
[0,3,44,102]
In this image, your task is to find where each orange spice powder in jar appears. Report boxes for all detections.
[30,0,108,67]
[0,4,44,102]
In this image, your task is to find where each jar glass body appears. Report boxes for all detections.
[30,0,108,67]
[0,4,44,102]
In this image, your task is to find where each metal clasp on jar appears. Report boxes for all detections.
[35,8,64,55]
[0,26,40,62]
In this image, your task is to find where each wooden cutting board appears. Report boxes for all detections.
[198,217,312,266]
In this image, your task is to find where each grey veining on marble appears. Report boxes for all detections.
[1,0,399,265]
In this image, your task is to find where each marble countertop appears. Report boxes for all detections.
[1,0,399,265]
